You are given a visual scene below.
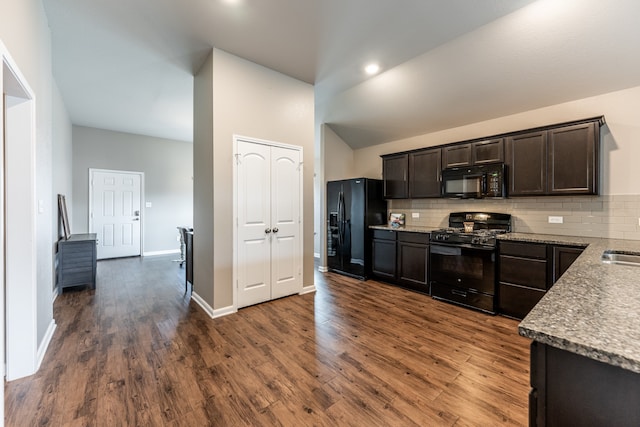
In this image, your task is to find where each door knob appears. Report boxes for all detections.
[265,228,272,234]
[272,227,279,233]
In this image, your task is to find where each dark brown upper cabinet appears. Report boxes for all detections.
[442,143,471,168]
[472,138,504,165]
[548,122,597,194]
[505,131,548,196]
[382,116,602,199]
[409,148,441,198]
[506,120,599,196]
[443,138,504,168]
[382,153,408,199]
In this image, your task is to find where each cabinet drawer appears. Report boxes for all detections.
[372,229,397,241]
[500,255,547,289]
[500,241,547,259]
[499,282,546,320]
[397,231,429,244]
[431,282,495,313]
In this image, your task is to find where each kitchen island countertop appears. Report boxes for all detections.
[500,232,640,373]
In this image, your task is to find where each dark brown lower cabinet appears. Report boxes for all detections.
[371,229,429,293]
[498,241,548,319]
[498,241,584,319]
[396,232,429,293]
[372,229,397,280]
[530,341,640,426]
[552,245,583,283]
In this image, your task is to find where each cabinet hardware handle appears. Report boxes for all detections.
[272,227,279,233]
[265,228,272,234]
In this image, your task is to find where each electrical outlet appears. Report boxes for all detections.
[412,212,420,219]
[548,216,564,224]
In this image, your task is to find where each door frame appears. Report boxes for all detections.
[2,39,41,389]
[232,135,303,310]
[89,168,145,258]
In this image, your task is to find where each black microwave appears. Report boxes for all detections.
[441,163,506,198]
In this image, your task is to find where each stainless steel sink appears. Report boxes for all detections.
[601,250,640,266]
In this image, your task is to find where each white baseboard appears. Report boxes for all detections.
[191,291,237,319]
[143,249,181,257]
[300,285,316,295]
[211,305,237,319]
[36,319,57,372]
[318,265,328,272]
[191,291,214,317]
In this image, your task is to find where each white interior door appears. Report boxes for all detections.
[236,139,302,308]
[90,169,142,260]
[237,141,272,307]
[270,146,301,299]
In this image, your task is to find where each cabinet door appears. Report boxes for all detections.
[472,138,504,165]
[382,154,408,199]
[442,143,471,168]
[548,122,597,195]
[552,245,584,283]
[409,148,441,198]
[505,131,547,196]
[372,238,396,279]
[397,232,430,291]
[397,242,429,292]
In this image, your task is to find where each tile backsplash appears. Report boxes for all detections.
[389,195,640,240]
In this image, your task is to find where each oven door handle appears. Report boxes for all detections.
[430,242,495,251]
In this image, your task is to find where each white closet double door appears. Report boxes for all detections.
[236,138,302,308]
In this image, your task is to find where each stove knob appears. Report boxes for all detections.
[471,237,479,245]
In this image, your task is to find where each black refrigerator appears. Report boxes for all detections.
[327,178,387,279]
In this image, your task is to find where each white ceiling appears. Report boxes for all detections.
[43,0,640,148]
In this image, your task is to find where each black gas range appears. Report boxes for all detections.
[430,212,512,314]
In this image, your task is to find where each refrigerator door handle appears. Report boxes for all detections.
[337,191,344,246]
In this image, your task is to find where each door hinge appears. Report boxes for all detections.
[234,153,241,165]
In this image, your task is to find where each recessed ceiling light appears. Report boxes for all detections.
[365,63,380,75]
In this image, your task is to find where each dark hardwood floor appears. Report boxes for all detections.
[5,256,531,426]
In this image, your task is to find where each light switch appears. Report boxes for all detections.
[145,202,152,208]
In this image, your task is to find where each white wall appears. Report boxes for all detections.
[52,82,72,255]
[0,0,58,376]
[324,124,356,181]
[72,126,193,255]
[194,48,314,311]
[193,51,214,305]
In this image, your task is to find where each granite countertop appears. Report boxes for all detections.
[370,225,440,233]
[501,233,640,374]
